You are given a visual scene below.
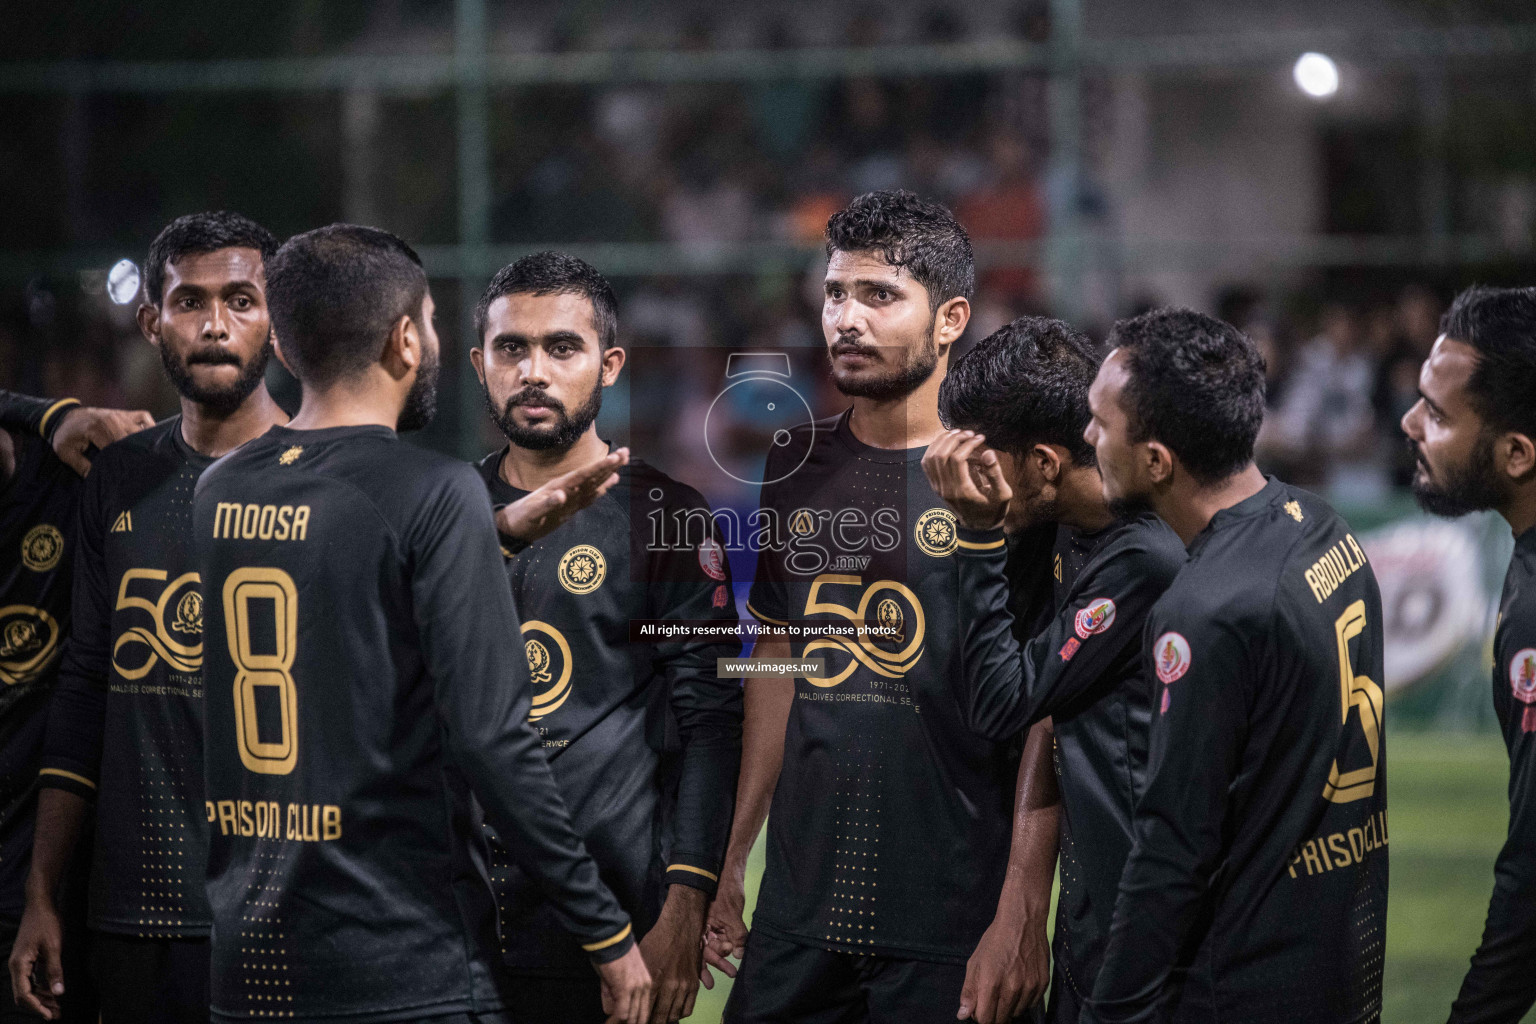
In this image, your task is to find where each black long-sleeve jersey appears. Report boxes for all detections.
[0,429,80,922]
[1088,478,1388,1024]
[0,390,79,443]
[195,425,632,1023]
[746,410,1049,963]
[477,451,743,976]
[952,513,1185,1003]
[1449,525,1536,1024]
[38,417,213,936]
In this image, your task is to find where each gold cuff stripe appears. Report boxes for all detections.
[38,398,80,437]
[745,602,789,626]
[581,923,633,952]
[39,767,96,790]
[667,864,720,882]
[955,536,1007,551]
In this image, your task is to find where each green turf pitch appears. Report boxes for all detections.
[690,729,1514,1022]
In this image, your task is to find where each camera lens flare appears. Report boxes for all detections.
[107,259,141,304]
[1294,52,1339,99]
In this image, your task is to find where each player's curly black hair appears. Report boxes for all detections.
[1107,308,1267,484]
[939,316,1101,467]
[266,224,427,388]
[143,211,278,306]
[825,190,975,309]
[1440,285,1536,442]
[475,251,619,349]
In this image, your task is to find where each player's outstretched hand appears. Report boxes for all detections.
[495,447,630,544]
[956,906,1049,1024]
[8,897,65,1020]
[699,872,747,990]
[51,405,155,476]
[920,430,1011,532]
[597,945,653,1024]
[639,886,707,1022]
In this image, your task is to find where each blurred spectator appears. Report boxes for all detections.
[1263,303,1388,502]
[1373,285,1443,487]
[955,130,1046,305]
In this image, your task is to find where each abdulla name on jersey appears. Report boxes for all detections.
[1090,479,1388,1024]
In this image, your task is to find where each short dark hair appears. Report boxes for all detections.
[1440,285,1536,441]
[1107,308,1267,484]
[474,251,618,348]
[825,190,975,308]
[939,316,1101,466]
[143,211,278,306]
[266,224,428,389]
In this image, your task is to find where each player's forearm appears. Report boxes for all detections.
[38,670,108,793]
[1449,830,1536,1021]
[954,528,1048,740]
[996,719,1060,921]
[668,711,742,892]
[720,643,792,883]
[0,389,76,438]
[24,788,89,907]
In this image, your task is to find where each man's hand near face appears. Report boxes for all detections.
[51,405,156,476]
[922,429,1012,531]
[495,447,630,544]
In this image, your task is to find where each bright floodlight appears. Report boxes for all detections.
[1294,52,1339,99]
[106,259,140,304]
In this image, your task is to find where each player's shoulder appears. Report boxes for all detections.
[92,415,178,474]
[620,456,713,512]
[1102,512,1186,582]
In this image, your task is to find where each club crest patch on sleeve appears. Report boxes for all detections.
[1074,598,1117,639]
[1511,648,1536,731]
[698,536,727,581]
[1154,632,1191,685]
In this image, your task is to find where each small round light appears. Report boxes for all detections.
[107,259,141,304]
[1294,52,1339,99]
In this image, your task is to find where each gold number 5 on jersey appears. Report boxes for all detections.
[223,567,299,775]
[1323,599,1384,803]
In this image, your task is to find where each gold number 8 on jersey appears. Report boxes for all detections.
[223,567,299,775]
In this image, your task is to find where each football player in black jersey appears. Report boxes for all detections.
[1083,309,1387,1024]
[12,213,289,1024]
[470,252,743,1024]
[920,317,1186,1024]
[1400,286,1536,1024]
[713,191,1059,1024]
[2,393,150,1024]
[195,225,651,1024]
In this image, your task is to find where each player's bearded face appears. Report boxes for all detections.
[823,252,941,401]
[160,334,272,414]
[152,247,273,415]
[1409,431,1502,516]
[1086,350,1154,517]
[397,336,440,433]
[484,369,602,452]
[828,326,939,400]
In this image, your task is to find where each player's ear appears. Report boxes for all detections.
[271,332,294,376]
[600,344,627,386]
[1145,439,1175,486]
[1032,443,1062,485]
[383,314,419,377]
[934,296,970,348]
[1500,429,1536,481]
[470,346,486,385]
[136,302,161,346]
